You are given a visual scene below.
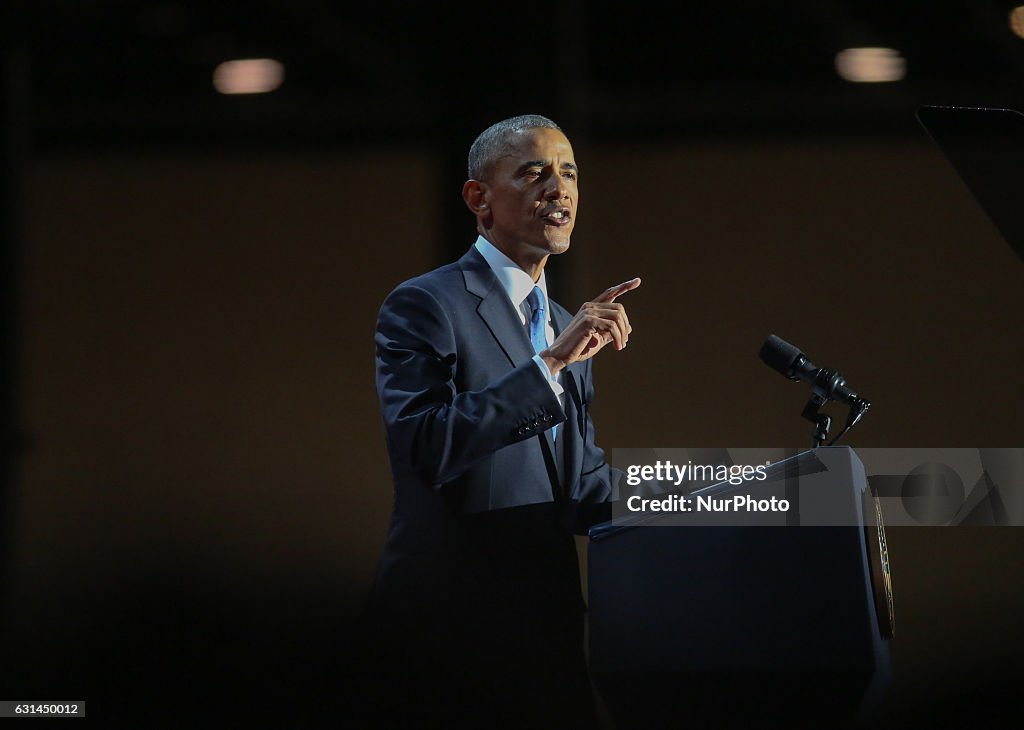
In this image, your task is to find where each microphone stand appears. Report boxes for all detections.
[799,367,872,448]
[801,394,832,448]
[828,397,871,447]
[801,392,871,448]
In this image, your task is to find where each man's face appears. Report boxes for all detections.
[480,127,578,263]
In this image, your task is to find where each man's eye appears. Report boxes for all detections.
[563,171,577,180]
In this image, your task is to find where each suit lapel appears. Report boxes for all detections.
[460,248,535,368]
[550,303,587,500]
[461,246,586,499]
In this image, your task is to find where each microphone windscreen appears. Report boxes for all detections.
[759,335,802,377]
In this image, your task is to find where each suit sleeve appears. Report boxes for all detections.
[375,283,566,487]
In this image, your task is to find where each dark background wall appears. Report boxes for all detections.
[2,1,1024,727]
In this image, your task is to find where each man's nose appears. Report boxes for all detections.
[544,174,568,200]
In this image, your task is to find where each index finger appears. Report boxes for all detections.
[596,277,642,303]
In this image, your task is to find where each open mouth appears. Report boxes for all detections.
[541,208,572,226]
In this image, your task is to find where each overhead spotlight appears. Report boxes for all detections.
[212,58,284,95]
[1010,7,1024,39]
[835,47,906,83]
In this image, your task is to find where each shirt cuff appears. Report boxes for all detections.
[532,354,565,397]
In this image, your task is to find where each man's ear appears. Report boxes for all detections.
[462,179,490,217]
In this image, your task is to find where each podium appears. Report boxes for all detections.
[587,447,892,728]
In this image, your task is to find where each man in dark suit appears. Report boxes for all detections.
[367,115,640,728]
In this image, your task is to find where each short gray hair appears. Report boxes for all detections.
[467,114,562,181]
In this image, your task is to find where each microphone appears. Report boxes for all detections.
[758,334,861,406]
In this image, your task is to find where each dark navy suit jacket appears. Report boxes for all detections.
[373,243,615,555]
[376,245,615,501]
[367,246,616,727]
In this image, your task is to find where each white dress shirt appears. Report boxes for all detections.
[474,236,565,399]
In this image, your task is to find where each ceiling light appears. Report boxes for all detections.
[212,59,284,95]
[1010,7,1024,39]
[835,48,906,83]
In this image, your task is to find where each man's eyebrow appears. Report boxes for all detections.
[515,159,579,174]
[515,159,548,174]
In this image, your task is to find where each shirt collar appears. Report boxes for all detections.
[473,235,549,315]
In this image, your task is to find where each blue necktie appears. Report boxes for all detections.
[526,286,557,440]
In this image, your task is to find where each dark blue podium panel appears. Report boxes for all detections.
[588,448,890,675]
